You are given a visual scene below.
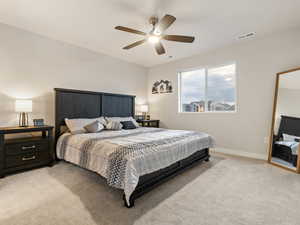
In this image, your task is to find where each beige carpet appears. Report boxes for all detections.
[1,155,300,225]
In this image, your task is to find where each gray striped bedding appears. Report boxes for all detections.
[56,127,215,205]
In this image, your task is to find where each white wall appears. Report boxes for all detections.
[274,88,300,133]
[0,23,148,127]
[1,22,300,159]
[148,29,300,159]
[277,88,300,119]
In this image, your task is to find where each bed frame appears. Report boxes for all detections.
[54,88,210,208]
[272,115,300,166]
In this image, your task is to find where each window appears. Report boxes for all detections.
[179,63,236,112]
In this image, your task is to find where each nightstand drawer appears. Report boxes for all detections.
[5,141,48,156]
[5,151,50,168]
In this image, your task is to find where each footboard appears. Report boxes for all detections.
[123,148,210,208]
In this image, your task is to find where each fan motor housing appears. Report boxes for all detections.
[149,17,159,26]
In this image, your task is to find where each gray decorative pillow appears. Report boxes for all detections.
[105,117,139,128]
[84,121,104,133]
[106,121,123,130]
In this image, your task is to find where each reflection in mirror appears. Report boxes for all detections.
[270,69,300,171]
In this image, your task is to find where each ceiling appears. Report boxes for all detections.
[0,0,300,67]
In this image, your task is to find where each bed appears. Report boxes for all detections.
[272,115,300,167]
[54,88,214,207]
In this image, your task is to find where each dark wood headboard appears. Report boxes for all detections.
[278,115,300,138]
[54,88,135,140]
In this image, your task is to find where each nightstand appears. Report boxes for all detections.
[137,120,160,128]
[0,126,54,178]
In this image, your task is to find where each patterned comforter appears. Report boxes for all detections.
[56,127,215,204]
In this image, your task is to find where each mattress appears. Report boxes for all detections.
[56,127,214,204]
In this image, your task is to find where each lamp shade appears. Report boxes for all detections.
[140,105,149,113]
[15,100,32,113]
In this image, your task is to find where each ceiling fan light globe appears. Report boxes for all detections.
[148,35,160,44]
[153,30,161,35]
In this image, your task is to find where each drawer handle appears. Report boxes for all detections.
[21,145,36,150]
[22,156,36,161]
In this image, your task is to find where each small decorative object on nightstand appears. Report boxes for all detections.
[33,119,45,127]
[137,119,160,128]
[0,126,54,178]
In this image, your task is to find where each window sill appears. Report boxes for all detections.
[178,111,238,114]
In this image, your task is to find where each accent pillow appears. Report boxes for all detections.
[65,118,95,134]
[96,117,108,127]
[105,117,139,128]
[65,117,106,134]
[120,121,137,130]
[106,121,123,130]
[283,133,300,142]
[84,121,104,133]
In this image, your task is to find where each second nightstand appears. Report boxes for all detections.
[137,120,160,128]
[0,126,54,178]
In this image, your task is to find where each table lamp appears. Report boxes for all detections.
[15,100,32,127]
[140,104,149,120]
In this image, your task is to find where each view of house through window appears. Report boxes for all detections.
[179,64,236,112]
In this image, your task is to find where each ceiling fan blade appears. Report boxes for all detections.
[163,35,195,43]
[123,39,147,50]
[154,42,166,55]
[115,26,146,36]
[155,14,176,34]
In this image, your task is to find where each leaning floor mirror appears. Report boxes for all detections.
[269,67,300,173]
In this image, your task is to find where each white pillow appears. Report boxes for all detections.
[283,133,300,142]
[65,117,106,134]
[105,117,139,128]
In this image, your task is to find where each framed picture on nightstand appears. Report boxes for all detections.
[33,119,44,126]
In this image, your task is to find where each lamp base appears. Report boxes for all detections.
[19,112,29,127]
[142,113,150,120]
[142,112,146,120]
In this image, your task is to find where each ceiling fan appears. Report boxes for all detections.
[115,14,195,55]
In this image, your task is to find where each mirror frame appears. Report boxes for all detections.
[268,67,300,173]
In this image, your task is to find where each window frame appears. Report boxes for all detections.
[178,62,238,114]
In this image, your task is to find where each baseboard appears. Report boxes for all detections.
[211,147,268,160]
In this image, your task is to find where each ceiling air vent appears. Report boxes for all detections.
[238,32,255,40]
